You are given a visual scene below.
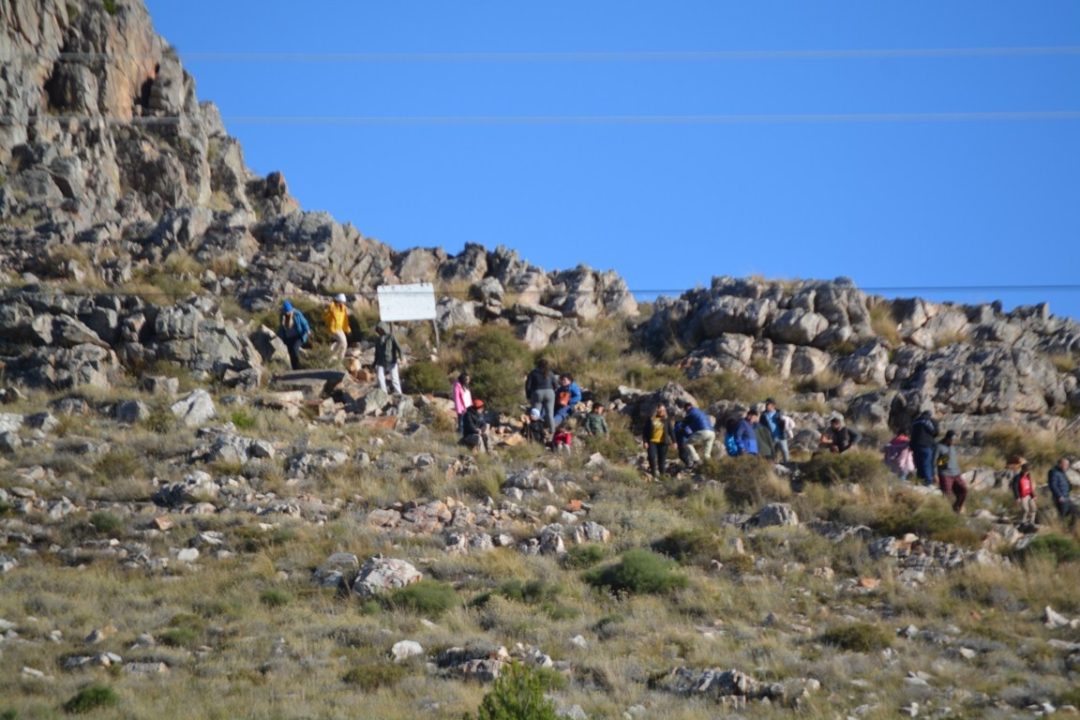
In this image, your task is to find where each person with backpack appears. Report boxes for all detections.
[277,300,312,371]
[723,418,741,457]
[642,404,675,479]
[1010,460,1037,526]
[735,410,760,456]
[910,410,939,486]
[553,373,582,426]
[323,293,351,360]
[452,372,472,434]
[373,322,403,395]
[460,399,491,454]
[935,430,968,513]
[1048,458,1076,523]
[678,400,716,467]
[762,399,791,462]
[820,416,859,454]
[525,358,558,434]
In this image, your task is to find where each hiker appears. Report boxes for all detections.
[460,399,491,454]
[523,407,549,444]
[323,293,351,360]
[723,418,741,457]
[679,400,716,467]
[1010,460,1037,526]
[452,373,472,433]
[373,322,403,395]
[755,409,777,461]
[762,399,791,462]
[642,404,675,478]
[884,432,916,481]
[553,373,582,426]
[935,430,968,513]
[820,416,859,454]
[1048,458,1076,522]
[584,403,609,436]
[277,300,311,371]
[735,410,759,456]
[525,358,558,434]
[910,410,939,486]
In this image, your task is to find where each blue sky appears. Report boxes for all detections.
[144,1,1080,320]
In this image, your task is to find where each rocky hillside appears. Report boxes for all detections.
[2,2,1080,720]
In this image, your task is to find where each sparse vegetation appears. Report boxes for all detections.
[818,623,893,652]
[585,549,688,595]
[62,685,118,714]
[386,580,459,616]
[402,360,448,394]
[465,662,559,720]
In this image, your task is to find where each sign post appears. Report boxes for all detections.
[376,283,440,348]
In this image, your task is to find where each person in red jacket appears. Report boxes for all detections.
[1010,460,1037,526]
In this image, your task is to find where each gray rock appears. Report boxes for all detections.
[314,552,360,588]
[115,399,151,424]
[351,557,423,598]
[391,640,424,663]
[768,309,829,345]
[747,503,799,528]
[170,389,216,427]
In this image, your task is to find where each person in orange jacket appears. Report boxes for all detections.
[323,293,351,360]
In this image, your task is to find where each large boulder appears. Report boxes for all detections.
[351,557,423,598]
[170,389,216,427]
[768,309,828,346]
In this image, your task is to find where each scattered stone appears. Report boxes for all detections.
[314,552,360,589]
[746,503,799,528]
[170,389,217,427]
[391,640,424,662]
[351,557,422,597]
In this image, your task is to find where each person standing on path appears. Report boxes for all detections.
[373,322,403,395]
[935,430,968,513]
[277,300,311,371]
[910,410,939,486]
[452,373,472,434]
[525,358,558,434]
[1011,461,1037,526]
[323,294,351,360]
[735,409,760,457]
[761,399,791,462]
[642,404,675,479]
[1048,458,1076,523]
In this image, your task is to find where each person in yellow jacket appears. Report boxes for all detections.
[324,293,351,360]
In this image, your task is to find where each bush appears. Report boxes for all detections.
[402,360,449,394]
[63,685,118,714]
[871,492,974,544]
[699,456,789,509]
[259,588,291,608]
[461,326,532,413]
[800,449,884,486]
[465,662,559,720]
[980,425,1071,467]
[342,663,408,691]
[818,623,893,652]
[386,580,459,616]
[159,613,204,648]
[1018,534,1080,565]
[652,529,723,567]
[229,409,257,430]
[563,543,606,569]
[585,549,688,596]
[89,511,123,536]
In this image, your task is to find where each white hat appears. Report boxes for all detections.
[334,293,347,303]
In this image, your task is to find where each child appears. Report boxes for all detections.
[523,407,548,445]
[884,433,915,481]
[550,423,573,454]
[584,403,609,436]
[1010,460,1037,526]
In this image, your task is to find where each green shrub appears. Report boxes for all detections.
[386,580,459,616]
[465,662,559,720]
[229,410,257,430]
[871,493,973,544]
[89,511,123,536]
[563,543,606,569]
[402,360,449,394]
[93,448,141,481]
[102,0,118,17]
[63,684,118,714]
[461,326,532,413]
[496,579,561,604]
[1018,534,1080,564]
[800,449,884,486]
[142,402,176,434]
[159,613,204,648]
[652,528,723,567]
[0,709,16,720]
[259,588,291,608]
[818,623,893,652]
[342,663,408,691]
[585,549,688,596]
[698,456,790,509]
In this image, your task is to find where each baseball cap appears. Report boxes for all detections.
[335,293,347,303]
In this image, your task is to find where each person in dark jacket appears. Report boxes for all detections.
[277,300,312,370]
[642,404,675,478]
[820,416,859,454]
[373,322,403,394]
[1048,458,1075,523]
[936,430,967,513]
[910,410,939,486]
[525,358,558,434]
[755,412,777,461]
[735,410,759,456]
[460,399,491,453]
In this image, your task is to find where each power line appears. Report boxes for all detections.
[5,110,1080,127]
[28,45,1080,63]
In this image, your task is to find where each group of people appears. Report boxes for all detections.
[277,297,403,395]
[641,399,796,479]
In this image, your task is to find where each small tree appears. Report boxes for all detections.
[465,662,558,720]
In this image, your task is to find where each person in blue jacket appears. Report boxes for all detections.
[679,400,716,467]
[553,373,583,426]
[277,300,311,370]
[735,409,760,456]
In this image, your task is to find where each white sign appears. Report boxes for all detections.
[377,283,437,322]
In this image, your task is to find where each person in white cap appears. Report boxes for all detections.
[323,293,351,360]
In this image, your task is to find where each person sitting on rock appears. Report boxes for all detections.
[550,421,574,454]
[584,403,609,436]
[1049,457,1076,524]
[277,300,311,371]
[553,373,583,426]
[679,400,716,467]
[1010,460,1037,527]
[910,410,939,486]
[642,404,675,478]
[935,430,968,513]
[460,399,492,454]
[820,416,859,454]
[523,406,549,444]
[735,410,760,456]
[373,322,403,395]
[323,293,351,361]
[884,432,915,481]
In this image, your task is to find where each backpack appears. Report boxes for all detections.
[724,434,740,457]
[555,389,571,407]
[936,451,950,470]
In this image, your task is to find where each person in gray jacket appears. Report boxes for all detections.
[1049,458,1075,523]
[936,430,968,513]
[525,358,558,434]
